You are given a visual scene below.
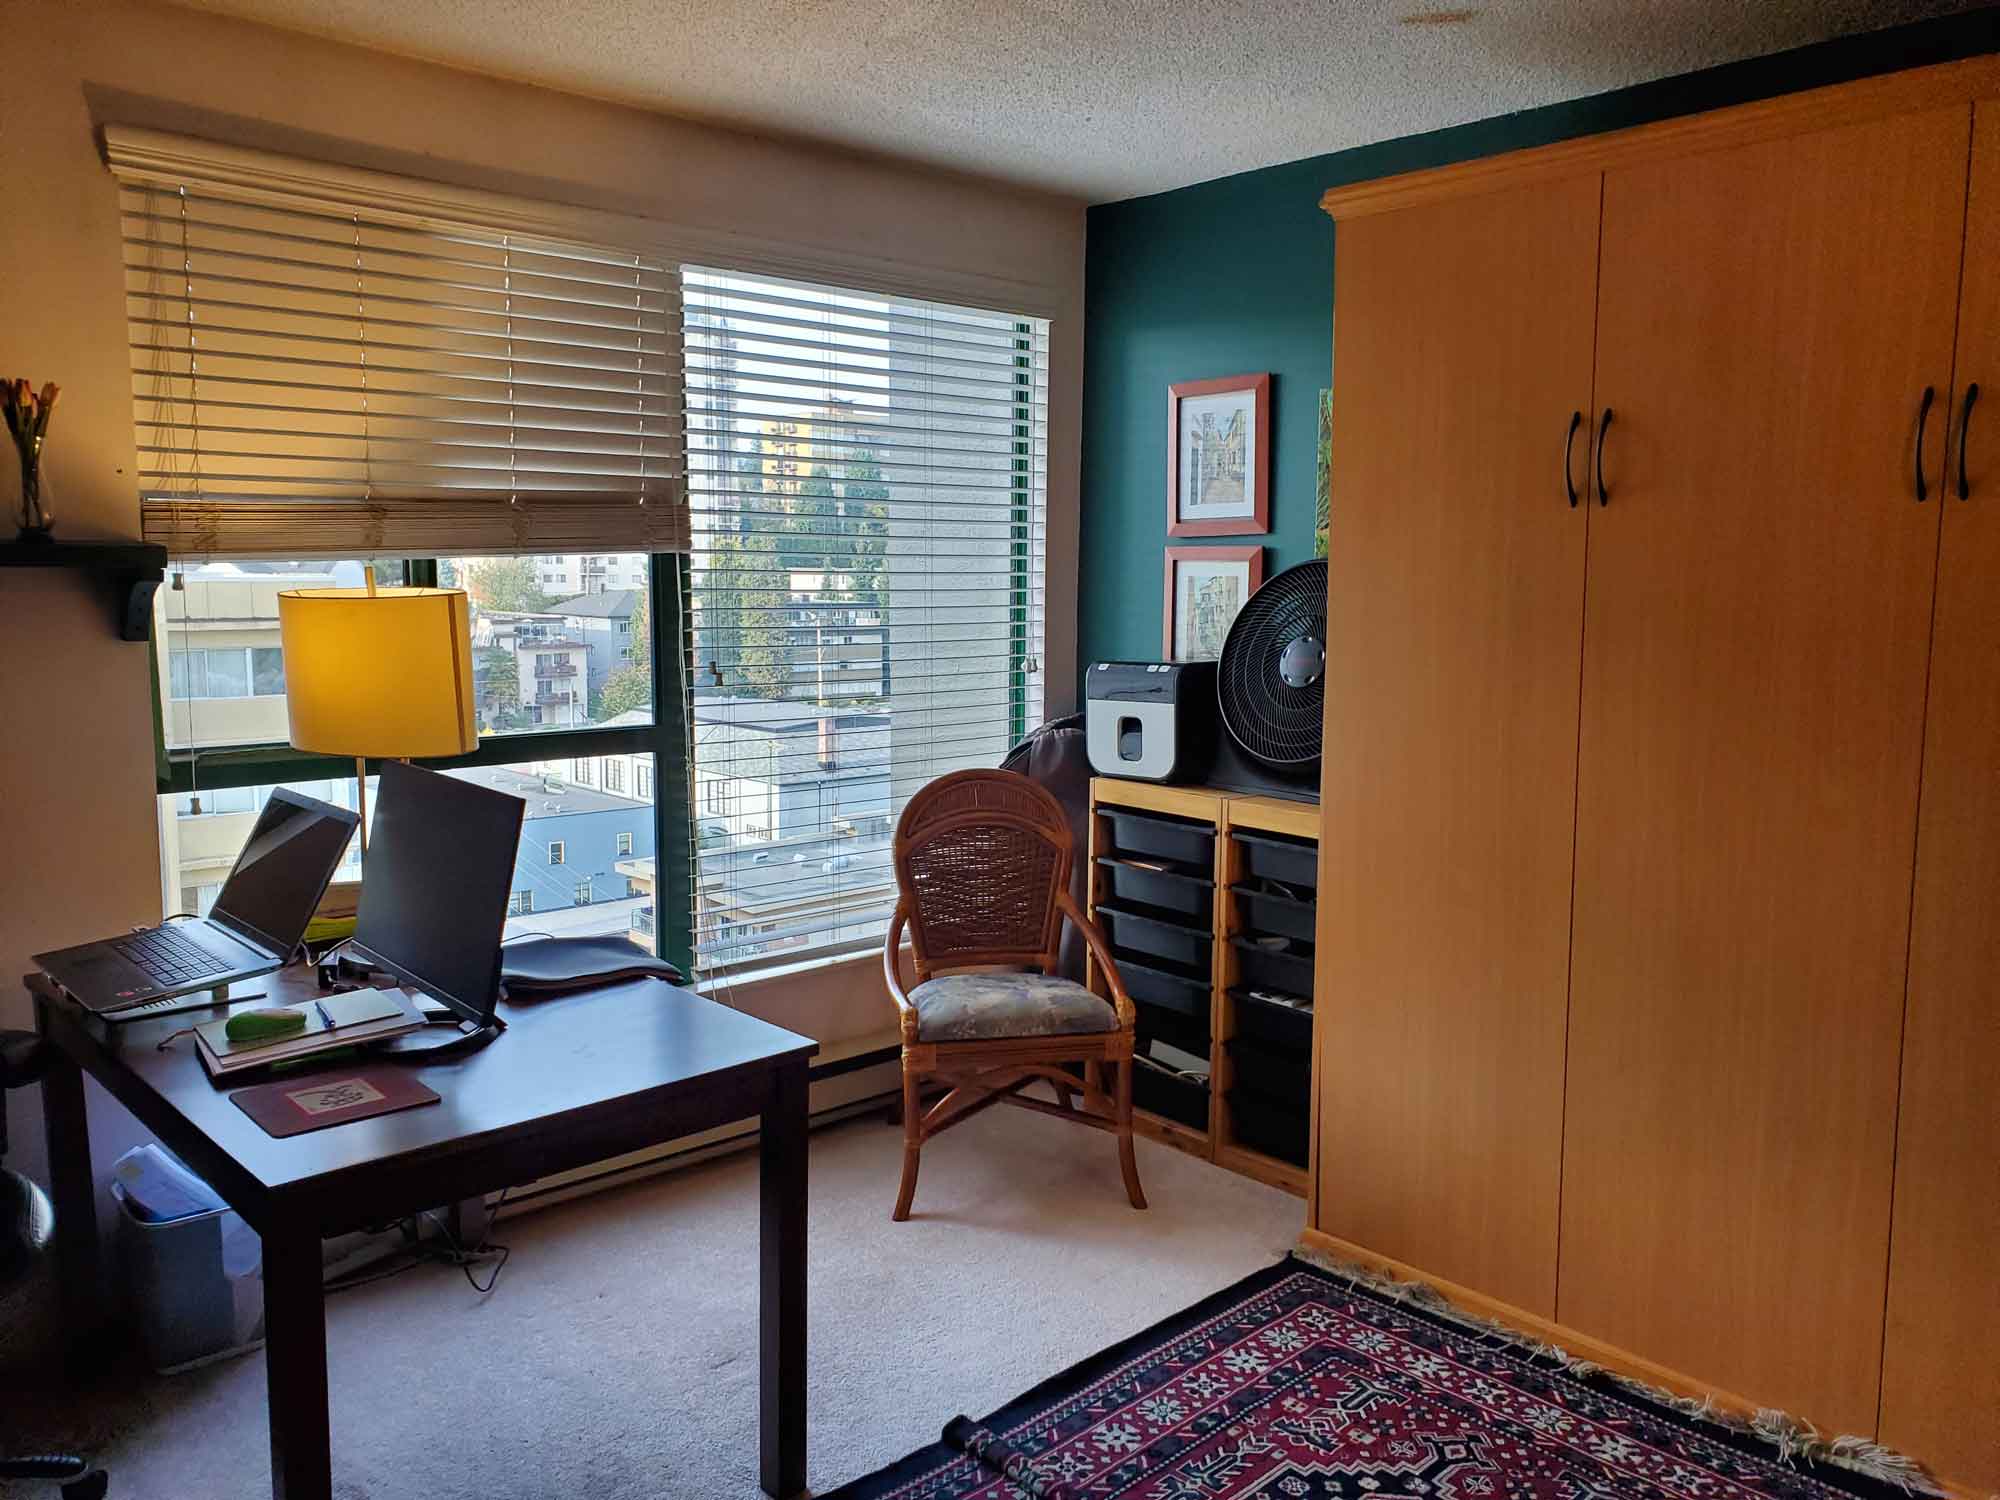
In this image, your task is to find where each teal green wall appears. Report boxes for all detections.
[1078,11,1999,681]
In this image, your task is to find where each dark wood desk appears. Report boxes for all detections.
[28,968,817,1500]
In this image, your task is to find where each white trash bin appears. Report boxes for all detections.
[110,1145,264,1373]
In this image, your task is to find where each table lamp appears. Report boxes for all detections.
[277,575,478,855]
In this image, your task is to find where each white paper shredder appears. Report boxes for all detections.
[1084,661,1216,783]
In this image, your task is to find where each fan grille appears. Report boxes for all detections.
[1217,560,1327,769]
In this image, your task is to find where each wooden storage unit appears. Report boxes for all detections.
[1308,56,2000,1496]
[1559,102,1966,1438]
[1877,98,2000,1493]
[1316,172,1595,1319]
[1086,777,1319,1198]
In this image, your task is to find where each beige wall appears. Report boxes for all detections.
[0,0,1084,1183]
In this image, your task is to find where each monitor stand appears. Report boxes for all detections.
[375,993,505,1059]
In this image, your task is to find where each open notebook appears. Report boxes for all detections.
[195,987,426,1080]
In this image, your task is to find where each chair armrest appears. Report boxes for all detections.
[1055,891,1136,1029]
[882,903,920,1045]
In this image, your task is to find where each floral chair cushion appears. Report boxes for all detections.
[908,972,1117,1043]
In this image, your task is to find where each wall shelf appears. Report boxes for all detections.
[0,538,167,641]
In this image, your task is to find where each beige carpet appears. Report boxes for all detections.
[9,1103,1305,1498]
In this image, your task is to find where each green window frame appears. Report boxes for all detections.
[153,553,696,976]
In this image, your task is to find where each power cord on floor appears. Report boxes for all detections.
[322,1188,513,1297]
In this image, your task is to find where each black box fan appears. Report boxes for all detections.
[1210,558,1326,801]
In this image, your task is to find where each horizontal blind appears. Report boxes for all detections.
[117,177,687,559]
[684,267,1048,973]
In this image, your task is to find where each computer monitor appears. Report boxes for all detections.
[352,760,524,1030]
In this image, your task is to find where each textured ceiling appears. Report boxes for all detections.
[172,0,1983,201]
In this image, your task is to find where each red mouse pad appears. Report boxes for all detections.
[231,1067,440,1138]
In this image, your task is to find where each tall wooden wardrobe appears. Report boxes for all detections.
[1311,60,2000,1496]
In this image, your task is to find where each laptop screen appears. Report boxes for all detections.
[210,790,361,954]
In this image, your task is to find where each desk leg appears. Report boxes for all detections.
[263,1227,331,1500]
[36,1020,101,1373]
[759,1059,808,1499]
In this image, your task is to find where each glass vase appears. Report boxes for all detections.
[15,452,53,542]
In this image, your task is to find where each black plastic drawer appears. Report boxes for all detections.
[1231,934,1313,999]
[1113,953,1209,1021]
[1227,1035,1310,1109]
[1100,903,1212,972]
[1231,987,1313,1051]
[1229,1089,1309,1167]
[1233,830,1318,891]
[1097,856,1213,920]
[1101,808,1215,868]
[1231,882,1315,942]
[1134,999,1211,1061]
[1133,1057,1209,1130]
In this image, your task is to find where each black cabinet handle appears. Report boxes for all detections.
[1958,382,1979,501]
[1916,385,1935,502]
[1594,408,1613,507]
[1564,410,1581,508]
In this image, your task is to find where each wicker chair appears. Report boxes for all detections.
[882,769,1146,1220]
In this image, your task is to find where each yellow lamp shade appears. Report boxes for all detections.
[277,587,478,758]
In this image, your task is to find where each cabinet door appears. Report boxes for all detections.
[1879,100,2000,1497]
[1315,176,1598,1316]
[1561,106,1967,1435]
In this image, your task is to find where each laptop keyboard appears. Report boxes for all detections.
[114,925,231,986]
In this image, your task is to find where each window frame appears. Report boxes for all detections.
[154,554,695,975]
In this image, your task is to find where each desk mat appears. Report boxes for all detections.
[230,1066,439,1138]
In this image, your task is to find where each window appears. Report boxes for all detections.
[684,269,1047,972]
[165,645,288,699]
[122,131,1050,982]
[509,891,534,916]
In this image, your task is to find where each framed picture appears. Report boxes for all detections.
[1168,373,1270,537]
[1164,545,1265,661]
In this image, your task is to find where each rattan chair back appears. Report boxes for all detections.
[893,769,1072,983]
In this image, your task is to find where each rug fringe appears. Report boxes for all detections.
[1290,1247,1948,1497]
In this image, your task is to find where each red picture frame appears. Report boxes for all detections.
[1167,373,1271,537]
[1163,545,1265,660]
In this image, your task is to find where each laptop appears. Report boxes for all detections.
[36,788,361,1018]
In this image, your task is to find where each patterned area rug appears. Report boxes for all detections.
[827,1255,1935,1500]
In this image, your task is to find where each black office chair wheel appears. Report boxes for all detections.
[64,1471,109,1500]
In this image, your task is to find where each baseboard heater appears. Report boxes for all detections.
[492,1036,901,1218]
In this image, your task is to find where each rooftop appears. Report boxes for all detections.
[552,589,642,619]
[690,694,889,735]
[442,765,651,819]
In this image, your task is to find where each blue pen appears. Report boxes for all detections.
[315,998,335,1032]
